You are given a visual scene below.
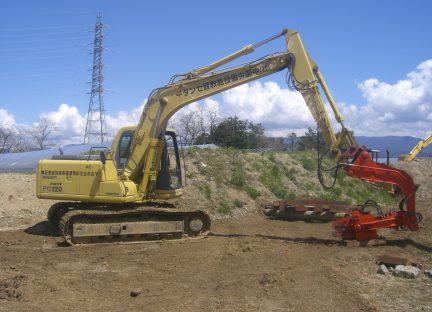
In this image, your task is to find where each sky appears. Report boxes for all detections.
[0,0,431,144]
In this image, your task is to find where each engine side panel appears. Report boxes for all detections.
[36,160,139,203]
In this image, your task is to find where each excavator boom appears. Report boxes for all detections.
[126,52,291,191]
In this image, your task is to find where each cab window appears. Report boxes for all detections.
[117,132,133,168]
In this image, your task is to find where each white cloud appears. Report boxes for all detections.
[217,59,432,138]
[105,103,144,135]
[172,98,221,116]
[7,102,146,146]
[170,98,222,128]
[0,108,16,129]
[39,104,85,144]
[221,81,315,136]
[345,59,432,137]
[169,82,316,138]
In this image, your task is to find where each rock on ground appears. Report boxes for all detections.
[393,265,420,279]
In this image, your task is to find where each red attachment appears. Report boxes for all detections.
[333,146,419,241]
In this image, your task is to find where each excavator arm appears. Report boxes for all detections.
[284,29,356,160]
[282,30,420,240]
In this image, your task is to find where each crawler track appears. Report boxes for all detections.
[48,202,211,245]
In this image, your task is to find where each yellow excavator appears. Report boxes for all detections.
[36,28,420,244]
[398,134,432,161]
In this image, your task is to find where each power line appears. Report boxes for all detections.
[0,30,88,38]
[0,25,88,32]
[0,44,89,53]
[0,35,89,44]
[0,67,87,79]
[0,50,86,58]
[2,79,85,91]
[0,53,87,63]
[83,12,107,144]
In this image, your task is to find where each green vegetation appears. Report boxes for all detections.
[230,168,246,187]
[342,178,394,205]
[210,116,266,149]
[257,161,288,199]
[321,187,343,201]
[186,146,200,155]
[286,192,296,200]
[214,175,224,185]
[268,152,276,162]
[233,199,244,208]
[184,148,394,216]
[303,182,315,192]
[245,186,261,199]
[198,183,212,199]
[283,167,297,182]
[217,201,232,215]
[296,127,325,151]
[300,157,315,172]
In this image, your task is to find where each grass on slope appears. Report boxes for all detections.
[177,147,394,216]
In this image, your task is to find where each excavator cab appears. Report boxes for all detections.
[155,130,183,191]
[112,126,184,195]
[115,128,134,169]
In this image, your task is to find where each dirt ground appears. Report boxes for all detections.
[0,173,431,312]
[394,158,432,200]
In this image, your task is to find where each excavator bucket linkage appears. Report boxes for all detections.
[333,146,420,241]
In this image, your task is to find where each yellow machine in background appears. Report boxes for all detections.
[36,28,409,244]
[398,134,432,161]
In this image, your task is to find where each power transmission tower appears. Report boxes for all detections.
[83,12,107,144]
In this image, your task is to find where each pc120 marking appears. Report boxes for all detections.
[42,186,63,193]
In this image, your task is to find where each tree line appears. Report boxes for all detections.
[0,104,324,153]
[0,118,55,153]
[169,104,321,151]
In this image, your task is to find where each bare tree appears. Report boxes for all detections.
[196,105,206,142]
[29,117,55,150]
[11,129,30,152]
[170,103,222,145]
[0,126,13,153]
[177,111,200,145]
[289,132,297,151]
[206,104,221,136]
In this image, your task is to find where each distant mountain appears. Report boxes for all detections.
[281,135,432,158]
[355,136,432,158]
